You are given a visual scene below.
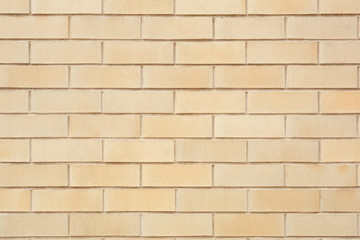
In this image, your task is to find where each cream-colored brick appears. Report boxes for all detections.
[214,214,284,236]
[142,164,212,187]
[321,91,360,113]
[104,42,173,64]
[70,214,140,236]
[105,189,175,211]
[0,0,29,13]
[248,0,317,14]
[142,214,212,236]
[32,0,101,14]
[248,140,318,162]
[319,0,360,13]
[176,42,245,64]
[32,41,101,64]
[0,165,67,187]
[214,165,284,186]
[321,140,360,162]
[177,189,247,212]
[176,140,246,162]
[0,189,30,212]
[0,91,28,113]
[32,140,102,162]
[215,17,284,39]
[322,189,360,212]
[215,116,284,138]
[104,0,174,14]
[285,164,357,187]
[33,190,102,212]
[70,115,140,137]
[250,189,320,212]
[320,41,360,63]
[0,41,28,63]
[143,66,212,89]
[248,41,318,64]
[176,0,245,14]
[0,140,29,162]
[104,140,174,162]
[287,214,358,236]
[71,17,140,39]
[286,116,357,138]
[70,164,140,187]
[215,66,285,88]
[71,66,140,89]
[287,66,358,88]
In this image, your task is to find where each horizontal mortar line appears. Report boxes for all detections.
[1,63,360,66]
[0,186,358,189]
[1,112,358,115]
[2,38,360,41]
[0,137,359,140]
[1,13,360,16]
[0,211,352,214]
[0,162,359,165]
[1,88,360,91]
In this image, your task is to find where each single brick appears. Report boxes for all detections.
[0,41,28,63]
[32,0,101,14]
[319,0,360,13]
[321,91,360,113]
[321,140,360,162]
[0,140,29,162]
[0,189,30,212]
[320,41,360,63]
[0,91,28,113]
[0,0,29,13]
[248,0,317,14]
[104,0,174,14]
[176,0,245,15]
[322,189,360,212]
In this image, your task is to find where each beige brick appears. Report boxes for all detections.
[286,116,357,138]
[0,115,67,137]
[250,189,319,212]
[0,41,28,63]
[287,17,357,39]
[214,165,284,186]
[178,189,247,212]
[33,190,102,212]
[32,140,102,162]
[176,42,245,64]
[322,189,360,212]
[70,214,140,236]
[104,140,174,162]
[32,41,101,64]
[215,66,285,88]
[176,140,246,162]
[248,41,318,64]
[105,189,175,211]
[285,164,357,187]
[70,115,140,137]
[214,214,284,236]
[0,140,29,162]
[143,66,212,89]
[320,0,360,13]
[248,140,318,162]
[0,214,67,237]
[32,0,101,14]
[215,116,284,138]
[321,91,360,113]
[287,214,358,236]
[287,66,358,89]
[248,0,317,14]
[0,189,30,212]
[176,0,245,14]
[71,66,140,89]
[71,17,140,39]
[142,214,212,236]
[215,17,284,39]
[142,164,212,187]
[321,140,360,162]
[104,42,173,64]
[70,164,140,187]
[0,91,28,113]
[320,41,360,63]
[0,0,29,13]
[104,0,174,14]
[0,165,67,187]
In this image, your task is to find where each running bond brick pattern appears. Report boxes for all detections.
[0,0,360,239]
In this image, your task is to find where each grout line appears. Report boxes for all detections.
[102,189,105,212]
[245,91,248,114]
[173,0,176,14]
[67,115,70,137]
[28,41,31,64]
[212,66,215,88]
[246,189,249,212]
[101,139,104,162]
[173,91,176,114]
[175,188,177,211]
[140,163,143,187]
[245,41,248,64]
[101,0,104,14]
[67,164,70,187]
[284,17,287,39]
[245,140,249,162]
[140,66,144,88]
[211,164,214,187]
[318,91,321,113]
[317,41,320,65]
[212,17,215,39]
[211,214,214,236]
[140,115,143,139]
[29,0,31,14]
[28,90,31,113]
[68,16,71,39]
[30,189,33,212]
[101,42,104,64]
[212,115,215,138]
[245,0,248,15]
[318,140,321,162]
[101,90,104,113]
[67,214,70,235]
[317,0,320,14]
[173,42,176,64]
[284,213,287,236]
[284,65,288,88]
[140,214,143,236]
[319,188,322,213]
[68,66,71,88]
[284,115,287,138]
[140,16,143,40]
[173,140,176,162]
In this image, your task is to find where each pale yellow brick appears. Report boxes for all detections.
[104,42,173,64]
[142,164,212,187]
[71,66,140,89]
[214,214,284,236]
[320,41,360,63]
[0,214,67,237]
[0,189,30,212]
[0,41,28,63]
[0,0,29,13]
[178,189,247,212]
[0,91,28,113]
[0,165,67,187]
[322,189,360,212]
[215,66,285,88]
[142,214,212,236]
[321,140,360,162]
[176,42,245,64]
[71,17,140,39]
[250,189,320,212]
[248,140,318,162]
[104,0,174,14]
[248,41,318,64]
[215,17,284,39]
[70,214,140,236]
[70,115,140,137]
[287,66,358,88]
[32,41,101,64]
[32,0,102,14]
[105,189,175,211]
[215,116,284,138]
[143,116,212,138]
[286,116,357,138]
[143,66,212,89]
[32,140,102,162]
[104,140,174,162]
[321,91,360,113]
[214,165,284,186]
[176,140,246,162]
[287,214,357,236]
[320,0,360,13]
[70,164,140,187]
[176,0,245,14]
[286,164,357,187]
[33,190,102,212]
[0,140,29,162]
[248,0,317,14]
